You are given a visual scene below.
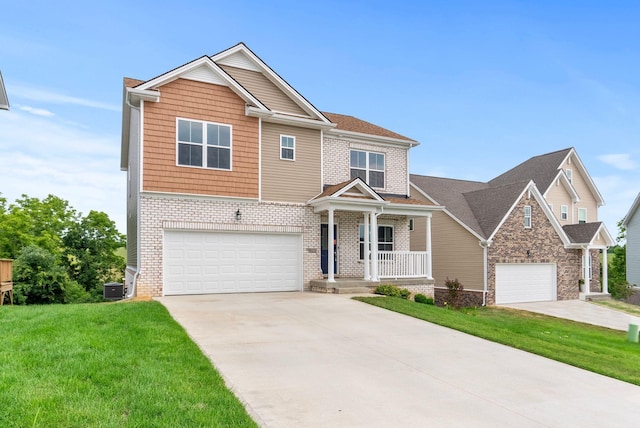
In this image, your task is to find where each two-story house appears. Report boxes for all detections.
[410,148,614,305]
[121,43,441,298]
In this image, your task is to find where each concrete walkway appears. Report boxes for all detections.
[502,299,640,331]
[158,293,640,427]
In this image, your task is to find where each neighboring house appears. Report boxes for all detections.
[121,43,441,298]
[0,70,9,111]
[622,193,640,286]
[410,148,614,305]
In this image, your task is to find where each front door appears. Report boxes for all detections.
[321,224,338,275]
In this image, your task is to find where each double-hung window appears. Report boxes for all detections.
[578,208,587,224]
[524,205,532,228]
[561,205,568,220]
[280,135,295,160]
[177,118,231,170]
[566,169,573,183]
[359,225,394,259]
[350,150,385,188]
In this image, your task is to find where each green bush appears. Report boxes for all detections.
[414,294,434,305]
[445,277,464,309]
[374,284,410,300]
[609,280,634,300]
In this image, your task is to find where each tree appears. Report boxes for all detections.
[63,210,126,297]
[608,219,632,299]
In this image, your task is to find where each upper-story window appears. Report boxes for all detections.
[561,205,568,220]
[350,150,385,188]
[177,118,231,170]
[280,135,295,160]
[566,169,573,183]
[578,208,587,224]
[524,205,532,228]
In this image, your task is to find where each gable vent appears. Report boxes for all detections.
[216,52,261,72]
[182,65,228,86]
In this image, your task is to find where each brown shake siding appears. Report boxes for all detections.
[143,79,259,198]
[261,123,322,203]
[487,194,581,305]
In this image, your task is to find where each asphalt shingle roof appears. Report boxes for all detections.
[563,222,603,244]
[489,148,572,192]
[322,112,416,142]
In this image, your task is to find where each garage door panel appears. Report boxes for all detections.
[164,231,301,295]
[496,264,556,304]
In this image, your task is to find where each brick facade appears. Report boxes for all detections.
[486,194,582,305]
[323,136,408,195]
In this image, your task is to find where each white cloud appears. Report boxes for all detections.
[598,153,637,171]
[18,105,55,117]
[11,83,120,112]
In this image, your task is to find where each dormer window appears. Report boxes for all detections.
[350,150,385,188]
[524,205,532,228]
[566,169,573,183]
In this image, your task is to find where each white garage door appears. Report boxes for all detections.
[495,263,557,304]
[164,230,302,295]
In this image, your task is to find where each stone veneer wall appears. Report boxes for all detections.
[486,195,582,305]
[323,136,408,195]
[589,248,602,292]
[136,194,322,297]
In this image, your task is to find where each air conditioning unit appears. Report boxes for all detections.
[104,282,125,301]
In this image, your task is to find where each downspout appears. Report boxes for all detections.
[480,240,491,306]
[125,90,140,299]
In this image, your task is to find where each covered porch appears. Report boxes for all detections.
[308,178,443,289]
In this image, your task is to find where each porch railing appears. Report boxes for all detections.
[378,251,428,278]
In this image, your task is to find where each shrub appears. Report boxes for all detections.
[375,284,411,300]
[445,277,464,309]
[414,294,434,305]
[609,280,634,300]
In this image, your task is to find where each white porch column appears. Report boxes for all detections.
[602,248,608,294]
[364,212,370,280]
[582,248,590,295]
[425,213,433,279]
[328,208,335,283]
[371,212,378,281]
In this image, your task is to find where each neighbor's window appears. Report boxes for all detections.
[280,135,295,160]
[359,225,394,259]
[350,150,385,188]
[524,205,532,228]
[578,208,587,224]
[177,118,231,170]
[409,218,415,232]
[566,169,573,183]
[561,205,568,221]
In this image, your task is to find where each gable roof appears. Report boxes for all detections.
[622,192,640,228]
[563,222,614,246]
[0,71,9,111]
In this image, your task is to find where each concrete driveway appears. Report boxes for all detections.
[502,299,640,331]
[158,293,640,427]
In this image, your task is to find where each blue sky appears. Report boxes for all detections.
[1,1,639,237]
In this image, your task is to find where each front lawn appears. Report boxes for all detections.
[355,296,640,386]
[593,299,640,317]
[0,302,257,428]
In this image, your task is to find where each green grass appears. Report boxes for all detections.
[355,296,640,386]
[593,299,640,317]
[0,302,257,428]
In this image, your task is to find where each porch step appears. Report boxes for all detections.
[585,293,612,302]
[335,287,373,295]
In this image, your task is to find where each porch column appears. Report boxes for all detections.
[582,248,590,295]
[328,207,335,283]
[425,213,433,279]
[371,212,379,281]
[364,212,370,280]
[602,248,608,294]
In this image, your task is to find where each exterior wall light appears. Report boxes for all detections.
[235,209,242,221]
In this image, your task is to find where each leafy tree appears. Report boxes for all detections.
[608,219,632,299]
[63,210,126,297]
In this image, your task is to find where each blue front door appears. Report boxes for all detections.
[321,224,338,275]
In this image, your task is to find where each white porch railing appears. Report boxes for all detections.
[378,251,428,278]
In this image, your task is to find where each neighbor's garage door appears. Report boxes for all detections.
[164,230,302,295]
[495,263,557,304]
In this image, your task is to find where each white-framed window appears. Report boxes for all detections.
[350,150,385,188]
[177,118,231,170]
[578,208,587,224]
[359,225,394,259]
[566,168,573,183]
[524,205,532,228]
[584,253,592,280]
[280,135,295,160]
[561,205,568,220]
[409,218,415,232]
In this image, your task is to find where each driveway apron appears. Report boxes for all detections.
[157,293,640,427]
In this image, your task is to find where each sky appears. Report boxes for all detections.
[1,1,639,238]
